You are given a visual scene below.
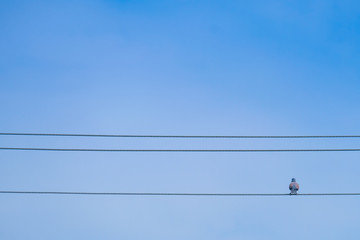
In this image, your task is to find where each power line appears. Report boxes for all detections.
[1,147,360,152]
[0,191,359,196]
[1,132,360,138]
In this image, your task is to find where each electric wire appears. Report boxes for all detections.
[1,147,360,152]
[1,132,360,138]
[0,191,359,196]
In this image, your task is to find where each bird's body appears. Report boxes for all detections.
[289,178,299,195]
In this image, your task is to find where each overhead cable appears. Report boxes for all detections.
[0,191,359,196]
[1,132,360,138]
[1,147,360,152]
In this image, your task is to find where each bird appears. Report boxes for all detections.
[289,178,299,195]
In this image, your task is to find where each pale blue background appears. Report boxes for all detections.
[1,1,360,239]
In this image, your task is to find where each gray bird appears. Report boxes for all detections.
[289,178,299,195]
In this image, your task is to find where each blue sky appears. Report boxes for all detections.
[1,0,360,239]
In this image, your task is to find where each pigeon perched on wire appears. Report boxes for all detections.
[289,178,299,195]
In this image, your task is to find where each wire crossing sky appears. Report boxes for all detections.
[1,147,360,152]
[1,132,360,138]
[1,191,360,197]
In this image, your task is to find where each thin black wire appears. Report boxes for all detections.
[1,147,360,152]
[0,191,359,196]
[1,132,360,138]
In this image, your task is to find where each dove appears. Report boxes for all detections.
[289,178,299,195]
